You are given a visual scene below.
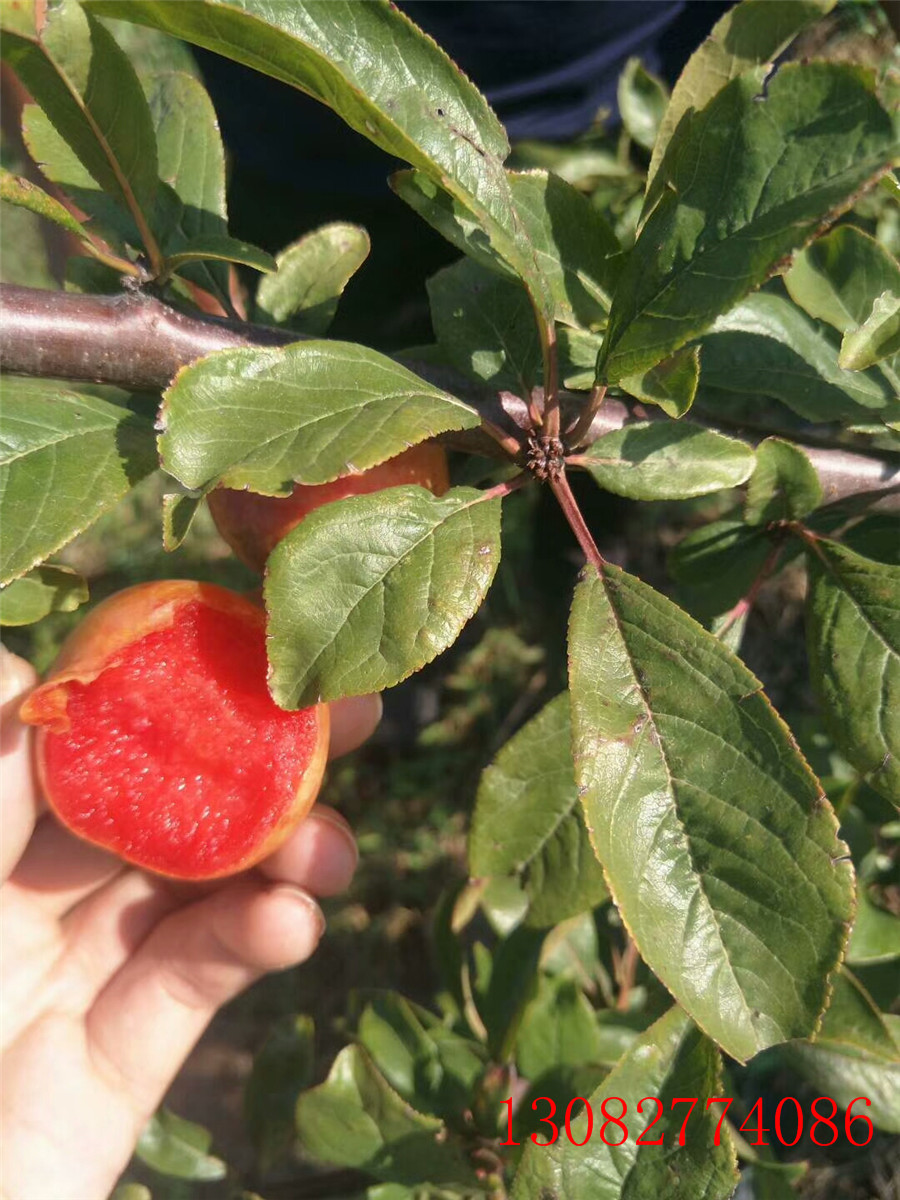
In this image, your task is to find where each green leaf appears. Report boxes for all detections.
[478,875,529,936]
[356,993,486,1122]
[697,291,900,429]
[148,68,225,232]
[847,881,900,965]
[646,0,836,192]
[2,0,159,253]
[840,290,900,372]
[0,0,36,37]
[0,379,157,585]
[427,258,541,394]
[784,969,900,1133]
[147,69,230,303]
[617,345,700,417]
[399,168,621,329]
[265,486,501,706]
[603,62,898,382]
[744,437,823,525]
[64,253,123,294]
[505,171,621,326]
[512,1006,738,1200]
[742,1161,808,1200]
[574,421,755,501]
[255,222,370,334]
[669,520,772,622]
[469,693,608,929]
[159,341,479,494]
[784,225,900,336]
[672,518,772,592]
[161,491,202,552]
[364,1187,417,1200]
[559,326,605,391]
[838,515,900,566]
[136,1108,226,1181]
[804,536,900,803]
[20,103,131,251]
[474,924,546,1061]
[87,0,553,321]
[618,57,668,153]
[294,1044,478,1187]
[0,564,88,626]
[0,167,87,238]
[568,565,854,1061]
[784,224,900,384]
[515,974,607,1083]
[390,167,516,282]
[163,234,276,274]
[244,1014,315,1171]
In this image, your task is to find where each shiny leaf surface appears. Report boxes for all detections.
[603,63,898,381]
[160,341,478,493]
[255,222,370,333]
[0,379,157,585]
[512,1006,737,1200]
[265,486,501,706]
[568,566,854,1060]
[575,421,755,501]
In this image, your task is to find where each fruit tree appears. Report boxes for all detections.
[1,0,899,1197]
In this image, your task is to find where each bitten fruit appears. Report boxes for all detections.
[208,442,450,573]
[19,581,329,880]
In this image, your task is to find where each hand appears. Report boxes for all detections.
[0,646,380,1200]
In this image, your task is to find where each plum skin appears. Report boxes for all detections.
[19,580,330,881]
[208,442,450,573]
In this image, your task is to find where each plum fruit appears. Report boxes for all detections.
[19,580,329,880]
[207,442,450,573]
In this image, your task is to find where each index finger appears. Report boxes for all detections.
[0,646,40,880]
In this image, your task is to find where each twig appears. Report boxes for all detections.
[549,468,605,573]
[0,284,296,390]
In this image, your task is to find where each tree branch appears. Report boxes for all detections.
[0,284,295,391]
[2,284,898,510]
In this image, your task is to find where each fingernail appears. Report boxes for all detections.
[312,807,358,885]
[272,884,326,940]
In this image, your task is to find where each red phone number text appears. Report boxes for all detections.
[502,1095,874,1149]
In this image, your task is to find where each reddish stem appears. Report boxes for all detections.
[542,324,560,440]
[615,938,640,1012]
[480,417,523,460]
[566,382,608,450]
[479,472,531,503]
[716,541,784,638]
[549,468,605,573]
[526,385,544,429]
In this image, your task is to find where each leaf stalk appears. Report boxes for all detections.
[549,468,605,573]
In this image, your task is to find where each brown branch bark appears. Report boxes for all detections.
[1,283,898,511]
[0,284,295,390]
